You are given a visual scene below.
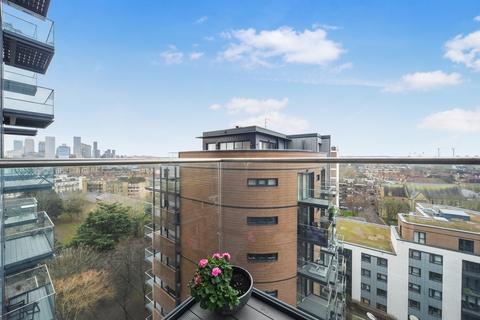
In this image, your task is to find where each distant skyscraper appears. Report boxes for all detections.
[45,136,56,158]
[56,144,71,158]
[81,143,92,158]
[38,141,45,156]
[93,141,100,158]
[13,140,23,151]
[24,138,35,155]
[73,136,82,158]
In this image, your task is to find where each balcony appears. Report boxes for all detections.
[297,223,331,247]
[2,265,55,320]
[297,258,335,285]
[2,168,54,193]
[5,0,52,18]
[3,85,54,129]
[298,188,332,209]
[4,211,54,273]
[4,197,38,227]
[2,10,54,73]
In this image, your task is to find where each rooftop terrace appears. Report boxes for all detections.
[336,218,394,252]
[402,214,480,233]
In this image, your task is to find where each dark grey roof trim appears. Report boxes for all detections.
[200,126,290,140]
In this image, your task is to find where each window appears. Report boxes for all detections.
[464,261,480,273]
[207,143,217,150]
[361,283,371,292]
[377,288,387,297]
[234,141,251,150]
[219,142,235,150]
[409,283,421,293]
[459,239,474,253]
[414,231,426,244]
[377,273,387,282]
[259,141,277,150]
[247,216,278,225]
[361,253,371,263]
[361,268,371,278]
[264,290,278,298]
[247,253,278,263]
[377,258,388,267]
[429,289,442,300]
[376,303,387,312]
[429,254,443,265]
[409,299,420,310]
[247,178,278,187]
[428,306,442,318]
[361,297,370,305]
[429,271,443,283]
[409,266,421,277]
[409,249,422,260]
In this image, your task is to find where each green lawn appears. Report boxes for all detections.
[404,215,480,233]
[336,218,393,252]
[55,221,80,244]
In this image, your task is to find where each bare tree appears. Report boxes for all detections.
[55,270,115,320]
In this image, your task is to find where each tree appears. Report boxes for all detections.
[55,269,114,320]
[48,246,103,278]
[32,190,64,220]
[381,198,410,225]
[63,192,87,221]
[70,202,133,251]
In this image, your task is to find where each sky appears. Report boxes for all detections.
[6,0,480,156]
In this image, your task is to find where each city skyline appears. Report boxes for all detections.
[4,0,478,157]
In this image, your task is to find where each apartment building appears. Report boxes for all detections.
[0,0,56,318]
[338,202,480,320]
[145,126,345,320]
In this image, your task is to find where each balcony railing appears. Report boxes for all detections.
[2,265,55,320]
[2,168,54,193]
[4,85,54,116]
[2,10,54,46]
[4,197,38,227]
[0,157,479,320]
[4,211,55,273]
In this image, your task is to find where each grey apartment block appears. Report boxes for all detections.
[407,249,444,320]
[462,260,480,320]
[360,253,388,313]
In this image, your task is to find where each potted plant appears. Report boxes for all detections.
[188,252,253,315]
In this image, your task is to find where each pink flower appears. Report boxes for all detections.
[198,259,208,268]
[222,252,231,261]
[212,253,222,259]
[194,274,203,285]
[211,267,222,277]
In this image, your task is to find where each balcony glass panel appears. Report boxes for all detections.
[4,85,54,116]
[2,7,54,46]
[2,265,55,320]
[4,211,55,271]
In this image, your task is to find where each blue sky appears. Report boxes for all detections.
[7,0,480,156]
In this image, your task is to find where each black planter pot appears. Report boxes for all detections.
[216,266,253,316]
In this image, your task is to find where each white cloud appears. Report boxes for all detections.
[331,62,353,73]
[312,23,341,31]
[190,52,204,60]
[195,16,208,24]
[474,16,480,22]
[419,108,480,133]
[209,104,222,110]
[384,71,462,92]
[219,27,344,66]
[222,97,288,114]
[159,45,183,65]
[209,97,309,133]
[204,36,215,41]
[444,30,480,71]
[233,111,309,133]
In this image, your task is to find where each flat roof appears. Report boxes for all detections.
[200,126,290,140]
[336,218,394,252]
[402,214,480,233]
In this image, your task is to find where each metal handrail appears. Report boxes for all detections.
[0,156,479,168]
